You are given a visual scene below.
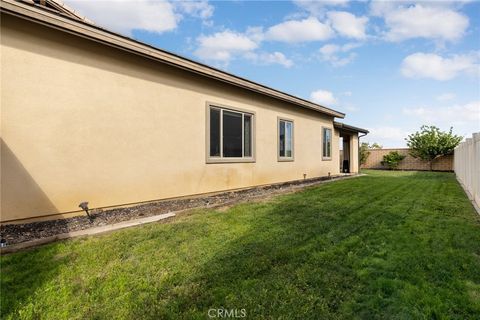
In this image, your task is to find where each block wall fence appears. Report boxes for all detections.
[361,148,453,171]
[454,133,480,209]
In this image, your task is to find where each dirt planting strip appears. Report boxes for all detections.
[1,174,359,248]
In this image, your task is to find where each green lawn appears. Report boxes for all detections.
[2,170,480,319]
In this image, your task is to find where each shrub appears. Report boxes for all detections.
[382,151,406,170]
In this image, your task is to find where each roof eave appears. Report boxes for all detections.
[1,0,345,118]
[334,121,369,134]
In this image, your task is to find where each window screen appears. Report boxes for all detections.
[323,128,332,158]
[279,119,293,159]
[209,106,253,159]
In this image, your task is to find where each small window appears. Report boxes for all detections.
[278,119,294,161]
[322,127,332,159]
[208,105,254,162]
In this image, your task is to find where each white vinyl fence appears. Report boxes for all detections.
[454,132,480,209]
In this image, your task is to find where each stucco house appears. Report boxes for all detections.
[0,0,368,223]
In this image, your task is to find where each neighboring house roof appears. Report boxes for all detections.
[1,0,346,118]
[22,0,93,23]
[334,122,369,134]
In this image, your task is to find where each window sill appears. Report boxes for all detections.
[206,157,256,164]
[278,157,294,162]
[322,157,332,161]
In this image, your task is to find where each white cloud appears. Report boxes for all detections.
[370,2,469,42]
[65,0,179,35]
[318,42,361,67]
[345,105,358,112]
[193,28,295,68]
[326,11,368,39]
[175,0,213,20]
[295,0,349,9]
[366,126,411,147]
[194,30,258,64]
[310,89,338,106]
[367,99,479,147]
[193,28,295,67]
[245,51,294,68]
[293,0,349,17]
[246,26,265,43]
[310,89,357,110]
[369,1,395,16]
[403,101,480,126]
[401,52,479,81]
[265,17,334,43]
[319,44,339,56]
[264,12,367,43]
[436,93,456,101]
[65,0,215,36]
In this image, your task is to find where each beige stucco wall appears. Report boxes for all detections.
[1,15,343,222]
[350,134,359,173]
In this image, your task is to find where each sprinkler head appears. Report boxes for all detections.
[78,201,92,219]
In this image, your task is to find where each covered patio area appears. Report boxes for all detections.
[334,122,369,174]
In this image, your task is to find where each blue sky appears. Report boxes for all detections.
[65,0,480,147]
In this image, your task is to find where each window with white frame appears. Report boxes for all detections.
[278,119,293,160]
[322,127,332,159]
[208,105,253,161]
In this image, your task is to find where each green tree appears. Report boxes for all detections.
[359,142,370,165]
[406,125,462,171]
[360,142,382,165]
[381,151,406,170]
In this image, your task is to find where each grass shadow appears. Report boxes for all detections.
[1,243,65,319]
[141,171,480,319]
[1,171,480,319]
[0,140,67,318]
